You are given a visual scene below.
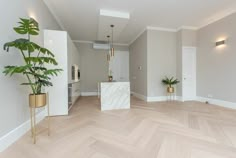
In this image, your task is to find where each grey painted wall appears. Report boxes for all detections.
[129,29,177,98]
[197,13,236,103]
[176,31,183,96]
[0,1,60,137]
[76,43,129,93]
[129,31,148,96]
[147,30,177,97]
[182,29,197,47]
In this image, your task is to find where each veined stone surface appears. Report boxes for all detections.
[100,82,130,111]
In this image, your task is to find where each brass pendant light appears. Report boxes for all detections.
[110,24,115,57]
[107,35,110,62]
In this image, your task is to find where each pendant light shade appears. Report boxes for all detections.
[107,35,110,62]
[110,24,115,57]
[111,47,114,56]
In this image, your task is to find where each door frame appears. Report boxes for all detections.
[182,46,197,101]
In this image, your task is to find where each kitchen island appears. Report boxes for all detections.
[100,82,130,111]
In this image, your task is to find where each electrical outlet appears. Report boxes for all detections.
[207,94,213,98]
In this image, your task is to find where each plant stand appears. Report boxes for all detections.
[30,92,50,144]
[166,91,175,101]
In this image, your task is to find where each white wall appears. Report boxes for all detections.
[0,0,60,138]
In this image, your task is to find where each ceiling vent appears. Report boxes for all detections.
[93,41,110,50]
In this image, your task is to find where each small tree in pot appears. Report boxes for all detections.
[3,18,62,108]
[162,77,180,93]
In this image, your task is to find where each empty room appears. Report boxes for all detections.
[1,0,236,157]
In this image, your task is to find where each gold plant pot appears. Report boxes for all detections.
[29,93,47,108]
[167,87,174,93]
[108,76,113,82]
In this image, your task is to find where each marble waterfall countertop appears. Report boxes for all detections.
[100,82,130,111]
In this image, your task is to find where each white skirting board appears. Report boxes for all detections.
[196,97,236,110]
[0,110,46,152]
[131,92,236,109]
[147,96,183,102]
[131,92,183,102]
[131,92,147,101]
[80,92,98,96]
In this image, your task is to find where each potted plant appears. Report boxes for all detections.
[3,18,62,108]
[162,77,180,93]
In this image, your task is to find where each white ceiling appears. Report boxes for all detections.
[44,0,236,45]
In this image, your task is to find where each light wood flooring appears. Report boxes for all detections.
[1,96,236,158]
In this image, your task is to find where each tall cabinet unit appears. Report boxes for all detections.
[44,30,80,116]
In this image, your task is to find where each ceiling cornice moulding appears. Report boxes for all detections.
[177,26,198,32]
[42,0,67,31]
[73,40,93,44]
[128,28,147,46]
[198,9,236,29]
[73,40,129,46]
[128,25,198,46]
[147,26,176,32]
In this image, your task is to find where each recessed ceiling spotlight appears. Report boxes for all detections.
[100,9,130,19]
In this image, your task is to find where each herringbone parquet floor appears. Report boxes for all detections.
[1,96,236,158]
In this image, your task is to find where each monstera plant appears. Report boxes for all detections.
[3,18,62,108]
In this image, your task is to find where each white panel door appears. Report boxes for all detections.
[182,47,196,101]
[110,51,129,82]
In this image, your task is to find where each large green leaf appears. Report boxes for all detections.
[4,38,56,57]
[39,47,55,57]
[37,80,53,87]
[31,66,47,71]
[3,64,32,76]
[25,57,58,65]
[14,18,39,35]
[44,69,63,76]
[23,72,51,80]
[3,38,40,52]
[162,76,180,86]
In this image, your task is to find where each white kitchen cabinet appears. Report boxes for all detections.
[72,81,80,105]
[44,30,80,116]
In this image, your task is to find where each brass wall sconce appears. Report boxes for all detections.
[216,40,226,47]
